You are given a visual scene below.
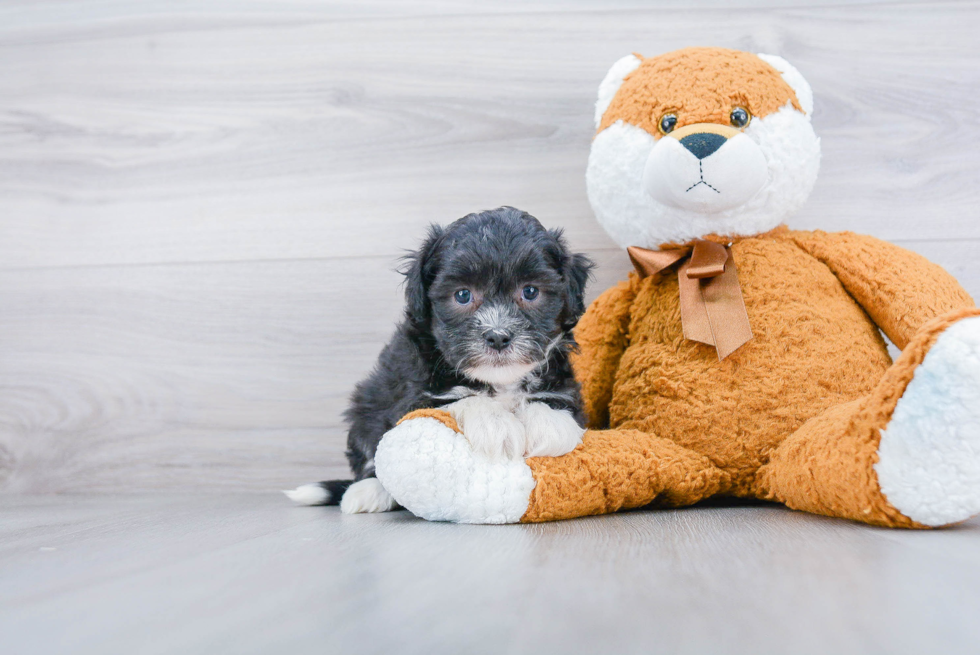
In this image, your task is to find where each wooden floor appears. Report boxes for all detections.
[2,2,980,653]
[2,494,980,655]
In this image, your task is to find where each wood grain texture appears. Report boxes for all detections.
[1,1,979,491]
[2,495,980,655]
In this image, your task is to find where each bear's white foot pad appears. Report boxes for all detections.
[375,417,536,524]
[876,316,980,526]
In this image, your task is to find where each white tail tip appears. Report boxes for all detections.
[283,483,330,506]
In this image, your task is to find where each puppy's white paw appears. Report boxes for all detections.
[447,395,526,460]
[520,402,585,457]
[339,478,399,514]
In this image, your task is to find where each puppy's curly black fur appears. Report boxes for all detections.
[300,207,593,505]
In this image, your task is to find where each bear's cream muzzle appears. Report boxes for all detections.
[643,122,768,214]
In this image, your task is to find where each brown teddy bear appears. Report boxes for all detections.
[374,47,980,528]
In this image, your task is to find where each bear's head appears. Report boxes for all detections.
[586,47,820,249]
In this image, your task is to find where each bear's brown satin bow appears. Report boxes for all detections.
[628,241,753,360]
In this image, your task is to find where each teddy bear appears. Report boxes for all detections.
[373,47,980,528]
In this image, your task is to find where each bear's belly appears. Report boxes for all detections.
[608,238,892,488]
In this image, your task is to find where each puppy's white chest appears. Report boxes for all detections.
[491,385,526,413]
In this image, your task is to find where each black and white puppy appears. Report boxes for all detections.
[285,207,594,513]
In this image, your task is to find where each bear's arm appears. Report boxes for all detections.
[789,230,975,350]
[571,274,638,429]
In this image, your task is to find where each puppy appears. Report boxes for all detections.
[284,207,594,513]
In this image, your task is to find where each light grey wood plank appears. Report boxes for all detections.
[0,0,938,33]
[0,242,980,493]
[0,1,979,271]
[1,495,980,655]
[0,257,400,492]
[0,239,975,493]
[0,247,628,492]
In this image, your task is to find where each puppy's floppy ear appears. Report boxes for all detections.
[401,224,445,327]
[549,228,595,328]
[565,252,594,319]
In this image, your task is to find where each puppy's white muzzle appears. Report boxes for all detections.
[643,126,768,214]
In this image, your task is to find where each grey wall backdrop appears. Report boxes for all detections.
[2,0,979,493]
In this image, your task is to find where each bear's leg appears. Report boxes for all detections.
[375,409,727,524]
[757,310,980,528]
[521,427,729,523]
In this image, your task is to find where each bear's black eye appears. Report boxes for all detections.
[522,286,539,301]
[730,107,751,128]
[658,113,677,135]
[454,289,472,305]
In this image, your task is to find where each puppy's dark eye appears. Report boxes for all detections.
[730,107,751,128]
[521,286,539,301]
[658,113,677,135]
[453,289,472,305]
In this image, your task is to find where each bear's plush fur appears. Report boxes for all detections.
[374,47,980,527]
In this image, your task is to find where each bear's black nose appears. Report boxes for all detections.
[483,329,512,352]
[679,132,727,160]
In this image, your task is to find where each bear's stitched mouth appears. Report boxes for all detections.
[685,160,720,194]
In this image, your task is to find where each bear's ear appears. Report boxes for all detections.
[756,53,814,117]
[594,54,643,129]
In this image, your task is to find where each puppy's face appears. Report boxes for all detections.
[404,208,592,387]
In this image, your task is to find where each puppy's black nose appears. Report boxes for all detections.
[679,132,727,160]
[483,329,512,352]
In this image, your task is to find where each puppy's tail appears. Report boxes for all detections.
[282,480,352,506]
